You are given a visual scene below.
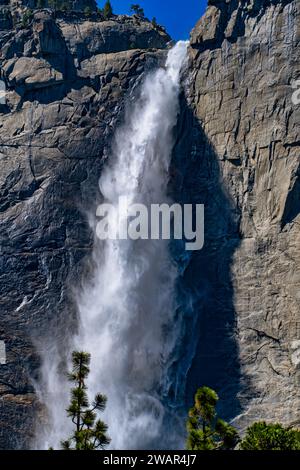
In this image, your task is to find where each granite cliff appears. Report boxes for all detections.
[179,0,300,429]
[0,6,171,449]
[0,0,299,449]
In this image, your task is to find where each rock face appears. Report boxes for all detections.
[0,1,12,31]
[0,0,299,450]
[0,9,170,449]
[177,0,300,428]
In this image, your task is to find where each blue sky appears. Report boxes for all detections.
[97,1,208,40]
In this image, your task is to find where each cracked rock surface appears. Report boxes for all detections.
[0,9,170,449]
[181,0,300,429]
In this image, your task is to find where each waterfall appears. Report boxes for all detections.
[37,41,189,450]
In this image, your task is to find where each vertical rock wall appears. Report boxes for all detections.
[180,0,300,427]
[0,11,170,449]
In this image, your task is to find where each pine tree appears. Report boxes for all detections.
[21,9,33,27]
[61,351,110,450]
[130,4,145,17]
[186,386,239,450]
[240,422,300,450]
[36,0,46,8]
[48,0,59,11]
[103,0,113,19]
[151,17,157,27]
[84,6,93,17]
[61,1,72,12]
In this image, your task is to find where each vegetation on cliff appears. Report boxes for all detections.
[55,364,300,451]
[240,422,300,450]
[0,0,167,36]
[187,386,300,451]
[130,4,145,17]
[186,386,239,450]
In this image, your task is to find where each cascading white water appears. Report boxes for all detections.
[37,41,189,450]
[76,41,189,449]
